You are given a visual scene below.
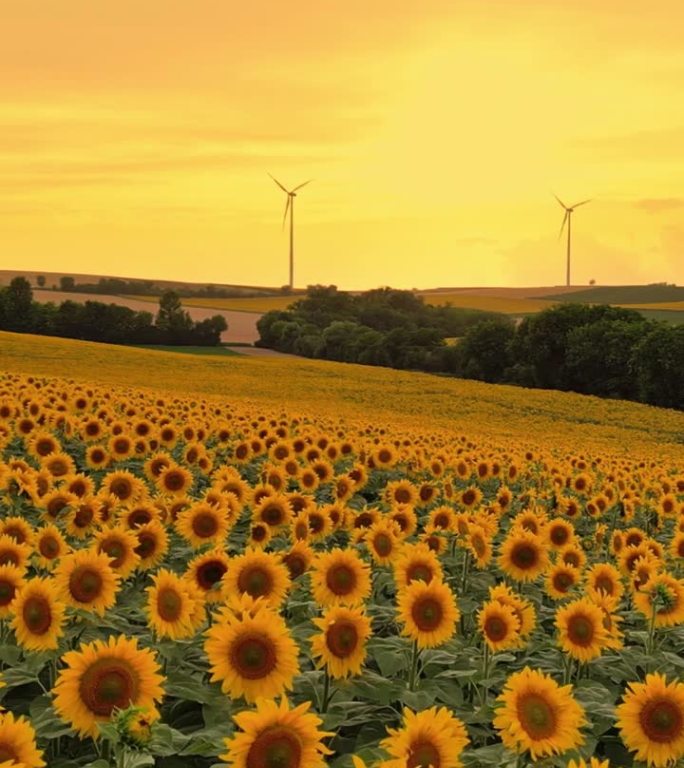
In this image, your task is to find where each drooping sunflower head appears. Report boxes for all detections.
[219,697,332,768]
[494,666,587,760]
[311,548,371,608]
[397,578,459,649]
[634,573,684,628]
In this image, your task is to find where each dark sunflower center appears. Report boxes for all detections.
[553,572,574,591]
[462,490,476,505]
[252,525,268,542]
[197,561,227,590]
[394,489,411,504]
[79,659,139,716]
[518,693,557,740]
[550,527,569,546]
[326,564,356,596]
[0,745,18,764]
[110,480,133,500]
[129,511,152,528]
[246,726,302,768]
[69,566,103,603]
[135,533,156,559]
[192,512,219,538]
[39,536,60,558]
[283,554,306,580]
[74,506,94,527]
[157,587,183,622]
[484,615,508,642]
[512,543,538,570]
[262,504,285,526]
[373,533,393,557]
[639,698,684,743]
[406,563,433,585]
[3,526,25,544]
[411,596,444,632]
[101,540,125,568]
[238,566,273,598]
[309,514,324,534]
[564,552,580,568]
[22,595,52,634]
[408,739,441,768]
[231,634,277,679]
[326,621,358,658]
[164,471,185,491]
[0,551,19,566]
[567,614,595,646]
[594,575,614,595]
[0,581,17,606]
[434,514,450,529]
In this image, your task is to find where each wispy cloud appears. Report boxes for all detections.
[634,197,684,213]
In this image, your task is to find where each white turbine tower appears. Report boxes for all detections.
[269,174,312,290]
[554,194,592,287]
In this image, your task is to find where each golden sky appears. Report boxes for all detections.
[2,0,683,289]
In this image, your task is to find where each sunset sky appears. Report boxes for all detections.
[2,0,683,289]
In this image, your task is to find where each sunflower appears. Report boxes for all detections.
[85,445,110,470]
[494,667,586,759]
[41,451,75,478]
[478,600,521,652]
[397,578,459,649]
[146,569,197,640]
[311,548,371,608]
[586,562,624,603]
[419,527,449,556]
[380,706,469,768]
[393,543,443,590]
[155,464,193,496]
[219,697,332,768]
[253,494,294,531]
[634,573,684,628]
[248,521,272,549]
[176,502,229,549]
[616,672,684,768]
[133,520,169,571]
[0,516,34,546]
[499,530,549,582]
[185,549,231,603]
[364,518,401,566]
[555,597,610,662]
[204,610,299,702]
[222,549,291,609]
[0,711,45,768]
[546,518,576,550]
[0,564,25,619]
[54,549,120,616]
[566,758,610,768]
[65,499,98,539]
[311,605,371,679]
[101,470,145,504]
[53,635,164,739]
[545,563,581,601]
[467,524,493,569]
[304,507,333,542]
[0,534,32,571]
[428,506,456,532]
[93,525,141,577]
[385,480,418,508]
[388,506,418,538]
[281,541,314,581]
[489,584,536,642]
[560,544,587,572]
[10,577,66,651]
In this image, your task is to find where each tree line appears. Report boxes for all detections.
[0,278,227,346]
[257,286,684,411]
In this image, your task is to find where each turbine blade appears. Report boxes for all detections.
[281,196,291,230]
[558,211,569,240]
[268,173,289,193]
[292,179,313,192]
[572,198,592,208]
[553,192,567,209]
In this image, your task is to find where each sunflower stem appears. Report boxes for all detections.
[646,602,658,658]
[408,639,420,691]
[460,550,471,596]
[321,668,332,713]
[562,653,573,685]
[481,643,490,708]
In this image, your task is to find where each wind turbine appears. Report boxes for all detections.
[554,194,591,287]
[269,174,312,290]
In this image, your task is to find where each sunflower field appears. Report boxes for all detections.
[1,364,684,768]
